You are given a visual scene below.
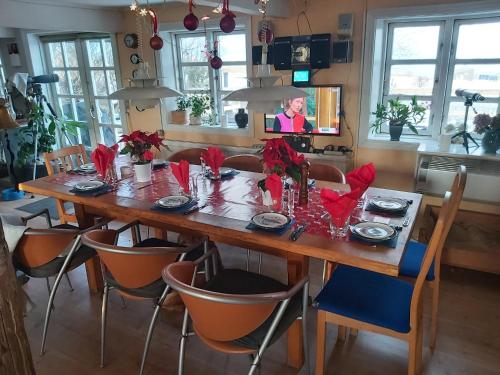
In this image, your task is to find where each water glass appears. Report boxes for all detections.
[329,215,351,239]
[200,158,207,178]
[287,188,295,217]
[191,175,198,198]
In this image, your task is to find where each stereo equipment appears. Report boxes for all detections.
[310,34,331,69]
[283,136,311,153]
[332,40,353,63]
[252,45,274,65]
[273,37,292,70]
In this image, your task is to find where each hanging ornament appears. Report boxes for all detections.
[220,0,236,33]
[148,9,163,50]
[209,41,223,70]
[257,19,274,45]
[184,0,199,31]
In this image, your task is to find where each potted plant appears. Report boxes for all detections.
[189,94,210,125]
[119,130,165,182]
[371,97,427,141]
[473,113,500,154]
[171,96,190,125]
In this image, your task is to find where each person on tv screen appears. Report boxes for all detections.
[273,97,313,133]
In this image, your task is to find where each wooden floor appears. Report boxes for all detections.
[4,193,500,374]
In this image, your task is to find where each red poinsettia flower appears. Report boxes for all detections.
[119,130,165,163]
[143,150,154,161]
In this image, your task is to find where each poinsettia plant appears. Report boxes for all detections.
[262,138,305,181]
[119,130,165,164]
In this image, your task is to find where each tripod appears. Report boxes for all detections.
[451,97,479,154]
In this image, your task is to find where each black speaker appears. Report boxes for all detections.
[310,34,331,69]
[252,45,274,65]
[283,136,311,153]
[332,40,353,63]
[273,37,292,70]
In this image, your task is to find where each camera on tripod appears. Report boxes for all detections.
[455,89,485,103]
[452,88,484,154]
[9,74,59,119]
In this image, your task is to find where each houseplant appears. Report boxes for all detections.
[371,97,427,141]
[262,137,305,182]
[473,113,500,154]
[119,130,165,182]
[171,96,190,125]
[189,93,210,125]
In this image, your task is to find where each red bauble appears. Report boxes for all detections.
[184,13,199,31]
[220,15,235,33]
[210,56,223,70]
[150,34,163,50]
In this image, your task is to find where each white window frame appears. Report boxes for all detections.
[0,55,6,98]
[359,0,500,150]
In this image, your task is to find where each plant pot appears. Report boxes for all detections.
[14,163,48,183]
[235,108,248,128]
[189,115,202,126]
[389,120,403,141]
[134,162,152,182]
[171,110,188,125]
[481,129,500,154]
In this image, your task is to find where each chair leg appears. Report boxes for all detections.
[139,286,170,375]
[65,273,74,292]
[120,295,127,309]
[302,282,310,375]
[246,249,250,271]
[338,326,347,342]
[178,308,190,375]
[45,277,51,295]
[350,328,358,337]
[408,332,418,375]
[315,311,327,375]
[258,253,263,274]
[430,280,440,350]
[101,284,109,368]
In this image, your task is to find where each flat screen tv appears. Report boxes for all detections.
[264,85,342,136]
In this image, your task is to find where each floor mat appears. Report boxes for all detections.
[16,197,73,220]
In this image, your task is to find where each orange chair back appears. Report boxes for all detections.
[44,144,88,175]
[222,154,263,173]
[309,163,346,183]
[168,148,207,165]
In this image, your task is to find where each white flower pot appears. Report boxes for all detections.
[134,162,152,182]
[189,115,202,125]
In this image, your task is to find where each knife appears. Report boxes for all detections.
[183,203,207,215]
[290,224,307,241]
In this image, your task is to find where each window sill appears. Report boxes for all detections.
[163,123,251,135]
[359,133,436,151]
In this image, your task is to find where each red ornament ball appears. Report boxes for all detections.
[210,56,223,70]
[150,34,163,50]
[220,15,235,33]
[184,13,199,31]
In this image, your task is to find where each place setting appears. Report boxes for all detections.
[201,147,239,180]
[71,162,97,175]
[365,196,411,217]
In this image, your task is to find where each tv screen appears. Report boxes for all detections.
[264,85,342,136]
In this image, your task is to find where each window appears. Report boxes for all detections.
[174,30,248,128]
[364,10,500,142]
[0,55,6,98]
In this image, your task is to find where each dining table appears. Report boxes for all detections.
[19,160,422,369]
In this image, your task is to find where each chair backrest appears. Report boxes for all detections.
[168,148,207,165]
[308,163,346,183]
[14,228,79,268]
[44,144,88,175]
[82,229,189,289]
[222,154,263,173]
[163,260,290,342]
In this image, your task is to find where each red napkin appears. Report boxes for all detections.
[320,188,360,227]
[265,173,283,205]
[170,160,190,194]
[91,144,118,177]
[202,147,225,177]
[346,163,376,200]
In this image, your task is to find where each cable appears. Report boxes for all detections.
[296,11,312,35]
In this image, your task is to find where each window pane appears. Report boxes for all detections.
[456,21,500,59]
[218,34,246,61]
[91,70,108,96]
[451,64,500,97]
[102,39,114,67]
[182,66,209,90]
[388,64,436,96]
[391,25,441,60]
[96,99,112,124]
[54,70,69,95]
[49,43,64,67]
[220,65,247,90]
[75,98,87,122]
[445,101,499,133]
[106,70,117,95]
[100,126,116,146]
[63,41,78,67]
[68,70,83,95]
[111,100,121,125]
[397,99,432,130]
[87,40,104,67]
[179,36,206,63]
[59,98,74,120]
[221,100,247,127]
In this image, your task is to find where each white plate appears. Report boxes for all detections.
[352,222,395,241]
[285,177,314,187]
[79,163,96,171]
[220,167,234,176]
[369,197,407,211]
[152,159,166,166]
[74,180,105,191]
[157,195,192,209]
[251,212,290,230]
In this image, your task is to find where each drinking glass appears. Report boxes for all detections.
[287,188,295,217]
[329,215,351,239]
[200,158,207,178]
[191,175,198,198]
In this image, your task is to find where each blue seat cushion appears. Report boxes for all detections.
[314,265,414,333]
[400,240,435,281]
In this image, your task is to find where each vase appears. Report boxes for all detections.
[134,162,152,182]
[235,108,248,128]
[389,120,403,141]
[189,115,202,125]
[481,129,500,154]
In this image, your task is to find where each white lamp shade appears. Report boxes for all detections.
[246,100,282,113]
[223,86,307,103]
[108,86,182,100]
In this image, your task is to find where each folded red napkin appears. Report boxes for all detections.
[265,173,283,205]
[91,144,118,177]
[320,188,360,227]
[170,160,190,194]
[346,163,376,199]
[202,147,225,177]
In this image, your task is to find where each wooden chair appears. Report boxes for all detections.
[168,148,207,165]
[308,163,346,183]
[44,144,88,224]
[162,249,310,375]
[222,154,263,173]
[81,222,208,375]
[399,165,467,349]
[314,182,465,374]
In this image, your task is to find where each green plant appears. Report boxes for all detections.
[371,96,426,135]
[175,96,190,111]
[189,94,210,118]
[17,103,83,166]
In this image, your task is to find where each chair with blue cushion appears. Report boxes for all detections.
[399,165,466,350]
[314,188,462,375]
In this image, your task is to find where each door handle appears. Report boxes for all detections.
[89,105,96,119]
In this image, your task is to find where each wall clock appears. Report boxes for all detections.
[124,33,138,49]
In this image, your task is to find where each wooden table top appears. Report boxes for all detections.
[19,165,422,276]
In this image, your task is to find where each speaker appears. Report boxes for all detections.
[283,136,311,153]
[332,40,353,63]
[252,45,274,65]
[310,34,331,69]
[273,37,292,70]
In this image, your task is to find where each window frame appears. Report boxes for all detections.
[0,55,6,98]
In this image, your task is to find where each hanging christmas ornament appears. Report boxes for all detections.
[257,19,274,45]
[184,0,199,31]
[220,0,236,33]
[209,41,223,70]
[148,9,163,50]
